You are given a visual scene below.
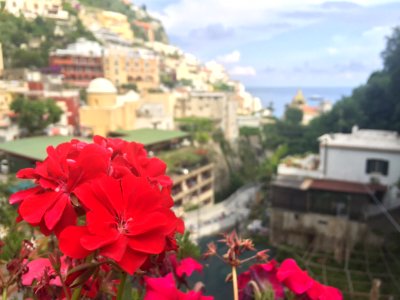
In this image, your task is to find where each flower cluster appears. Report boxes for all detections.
[3,137,344,300]
[239,259,343,300]
[10,136,183,275]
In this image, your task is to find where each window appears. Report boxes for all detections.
[366,159,389,176]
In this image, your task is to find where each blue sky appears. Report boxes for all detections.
[139,0,400,88]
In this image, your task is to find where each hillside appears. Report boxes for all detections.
[76,0,169,43]
[0,0,168,69]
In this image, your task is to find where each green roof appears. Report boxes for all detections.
[0,129,189,162]
[113,128,189,146]
[0,136,91,161]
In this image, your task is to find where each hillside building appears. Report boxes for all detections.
[2,0,69,20]
[49,39,104,87]
[79,78,138,137]
[269,128,400,259]
[174,91,238,141]
[103,46,160,91]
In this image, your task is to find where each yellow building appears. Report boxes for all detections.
[79,8,134,42]
[79,78,139,137]
[0,82,13,115]
[103,46,160,91]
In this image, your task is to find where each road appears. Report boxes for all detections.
[182,183,261,240]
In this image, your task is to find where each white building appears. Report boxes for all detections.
[318,127,400,186]
[51,38,104,58]
[270,128,400,256]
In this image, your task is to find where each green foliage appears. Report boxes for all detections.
[177,231,201,259]
[79,0,131,13]
[176,117,214,133]
[262,118,309,155]
[10,97,63,135]
[178,79,193,87]
[0,12,96,69]
[284,107,303,125]
[258,145,288,181]
[0,177,32,260]
[195,132,210,145]
[160,73,176,89]
[239,126,260,137]
[120,83,138,91]
[212,81,234,92]
[158,147,208,172]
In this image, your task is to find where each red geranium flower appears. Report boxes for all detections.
[306,280,343,300]
[93,136,173,188]
[144,273,213,300]
[59,175,183,274]
[10,141,111,236]
[276,259,314,295]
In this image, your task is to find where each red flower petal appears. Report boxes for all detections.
[117,248,148,275]
[44,193,68,231]
[59,226,91,259]
[9,186,41,205]
[19,191,59,224]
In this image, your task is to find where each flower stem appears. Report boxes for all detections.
[116,272,127,300]
[71,286,83,300]
[2,287,7,300]
[232,266,239,300]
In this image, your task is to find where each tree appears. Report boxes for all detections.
[10,97,63,135]
[284,107,303,125]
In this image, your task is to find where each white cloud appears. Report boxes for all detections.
[229,66,257,76]
[217,50,241,64]
[362,25,393,41]
[327,47,339,55]
[155,0,397,36]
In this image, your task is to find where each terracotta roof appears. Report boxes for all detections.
[308,179,386,195]
[302,105,319,114]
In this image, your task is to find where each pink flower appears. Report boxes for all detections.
[276,259,314,295]
[22,258,61,287]
[144,273,213,300]
[176,257,203,278]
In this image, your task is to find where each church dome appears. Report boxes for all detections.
[87,78,117,94]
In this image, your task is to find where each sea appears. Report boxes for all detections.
[247,86,354,117]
